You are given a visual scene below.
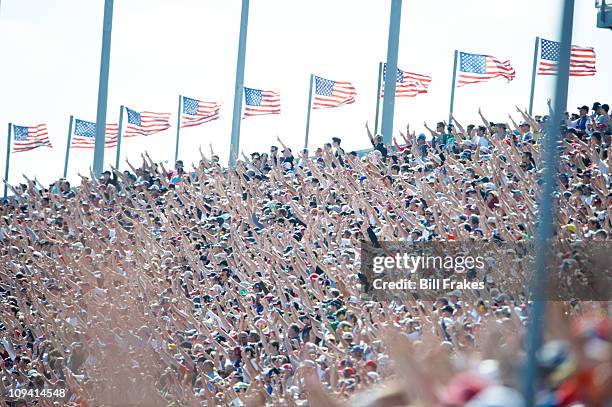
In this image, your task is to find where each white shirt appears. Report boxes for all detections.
[472,135,489,148]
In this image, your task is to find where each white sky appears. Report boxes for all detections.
[0,0,609,185]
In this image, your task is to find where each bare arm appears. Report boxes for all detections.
[515,106,538,130]
[507,114,520,132]
[365,121,374,144]
[275,135,289,151]
[450,113,466,136]
[423,121,438,138]
[478,107,492,133]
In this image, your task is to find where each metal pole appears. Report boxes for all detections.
[229,0,250,167]
[174,95,182,163]
[380,0,402,146]
[521,2,574,407]
[374,62,383,134]
[528,37,540,116]
[598,0,607,27]
[304,75,314,150]
[448,50,459,126]
[63,116,74,178]
[3,123,11,199]
[92,0,114,176]
[114,105,124,170]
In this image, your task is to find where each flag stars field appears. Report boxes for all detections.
[460,53,487,74]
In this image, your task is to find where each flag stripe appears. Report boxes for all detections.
[124,109,171,137]
[180,97,221,128]
[244,88,281,117]
[381,64,432,98]
[457,52,515,87]
[312,76,357,109]
[181,113,220,128]
[538,38,596,77]
[13,124,52,153]
[71,119,118,149]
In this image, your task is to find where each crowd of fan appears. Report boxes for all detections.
[0,102,611,406]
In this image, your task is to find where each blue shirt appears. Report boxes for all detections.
[574,116,588,130]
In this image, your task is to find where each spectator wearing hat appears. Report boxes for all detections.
[364,360,377,373]
[572,105,590,133]
[365,122,388,159]
[350,345,365,362]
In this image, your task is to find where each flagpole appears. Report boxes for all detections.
[380,0,402,146]
[528,37,540,116]
[304,74,314,150]
[93,0,114,176]
[521,1,574,406]
[229,0,250,167]
[3,123,11,199]
[448,50,459,126]
[114,105,124,170]
[174,95,182,163]
[374,62,383,134]
[63,115,74,178]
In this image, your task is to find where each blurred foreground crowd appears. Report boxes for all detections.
[0,103,611,406]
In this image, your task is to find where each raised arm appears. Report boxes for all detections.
[393,135,402,151]
[240,150,251,165]
[400,124,413,146]
[507,114,520,132]
[197,145,210,167]
[478,107,493,133]
[423,121,437,138]
[125,157,139,175]
[275,135,289,151]
[546,98,553,116]
[450,113,466,136]
[365,121,374,144]
[109,165,127,183]
[143,151,161,175]
[515,106,538,130]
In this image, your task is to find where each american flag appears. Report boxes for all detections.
[124,107,171,137]
[12,124,52,153]
[243,88,280,117]
[181,97,221,128]
[457,52,516,87]
[538,38,596,77]
[71,119,118,149]
[381,64,431,98]
[312,76,357,109]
